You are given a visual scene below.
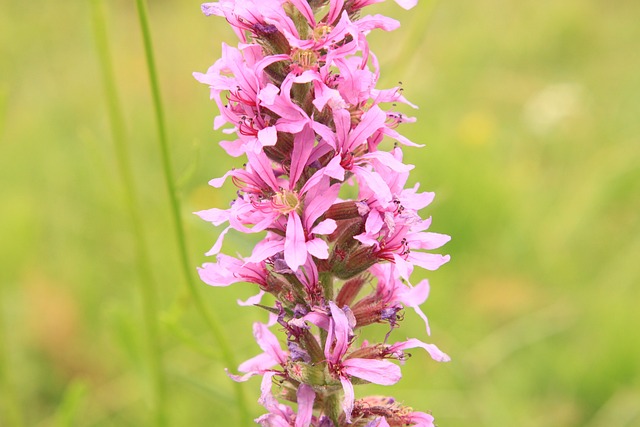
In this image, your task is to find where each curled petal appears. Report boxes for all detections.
[392,338,451,363]
[204,225,231,256]
[237,290,266,306]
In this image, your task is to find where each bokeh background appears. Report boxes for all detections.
[1,0,639,426]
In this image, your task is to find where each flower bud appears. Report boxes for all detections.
[286,361,327,387]
[252,23,291,56]
[334,246,377,280]
[325,201,368,221]
[336,275,368,307]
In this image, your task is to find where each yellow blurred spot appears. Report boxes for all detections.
[189,184,222,212]
[456,111,496,147]
[467,275,541,319]
[23,272,96,378]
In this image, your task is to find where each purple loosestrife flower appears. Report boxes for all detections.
[195,1,451,425]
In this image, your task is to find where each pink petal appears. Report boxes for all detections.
[324,155,345,181]
[284,213,308,272]
[254,322,287,365]
[306,238,329,259]
[247,151,279,191]
[398,279,432,334]
[237,352,278,374]
[327,0,346,25]
[258,83,280,105]
[226,369,261,383]
[394,338,451,363]
[333,109,351,149]
[347,105,387,151]
[311,219,337,235]
[365,209,384,235]
[399,279,430,306]
[204,225,231,256]
[290,125,315,187]
[295,384,316,427]
[407,411,435,427]
[219,138,245,157]
[237,290,266,306]
[257,126,278,147]
[356,14,400,32]
[392,254,412,281]
[409,232,451,250]
[395,0,418,10]
[356,167,392,207]
[197,260,240,287]
[258,371,279,410]
[245,239,284,263]
[312,81,346,112]
[343,358,401,385]
[383,127,424,147]
[408,252,451,271]
[363,150,414,172]
[366,418,391,427]
[208,170,234,188]
[340,376,354,423]
[288,0,316,24]
[327,302,352,361]
[194,207,229,226]
[312,122,337,149]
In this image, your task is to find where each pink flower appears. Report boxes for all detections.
[256,372,316,427]
[325,302,401,422]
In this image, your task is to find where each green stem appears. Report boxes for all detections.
[320,272,334,302]
[323,392,341,427]
[90,1,167,425]
[133,0,250,423]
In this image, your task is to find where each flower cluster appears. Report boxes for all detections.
[194,1,451,425]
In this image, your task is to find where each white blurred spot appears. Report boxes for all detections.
[523,83,583,134]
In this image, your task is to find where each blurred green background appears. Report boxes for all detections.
[1,0,639,426]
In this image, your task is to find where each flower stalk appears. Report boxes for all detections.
[91,1,167,424]
[195,1,451,425]
[133,0,251,424]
